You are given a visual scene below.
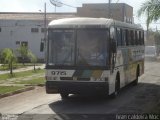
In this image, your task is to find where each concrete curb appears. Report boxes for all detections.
[37,84,45,87]
[0,86,35,99]
[24,84,45,87]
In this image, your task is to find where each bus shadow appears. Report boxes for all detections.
[48,82,160,120]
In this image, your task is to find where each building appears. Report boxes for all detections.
[0,3,134,61]
[0,12,75,61]
[77,3,133,23]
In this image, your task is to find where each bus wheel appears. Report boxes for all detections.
[110,73,120,98]
[60,92,69,100]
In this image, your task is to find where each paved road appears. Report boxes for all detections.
[0,61,160,119]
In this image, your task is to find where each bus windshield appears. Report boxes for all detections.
[48,29,74,65]
[77,29,108,66]
[48,29,108,66]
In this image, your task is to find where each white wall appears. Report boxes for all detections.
[0,19,45,60]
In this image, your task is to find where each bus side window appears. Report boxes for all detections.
[139,31,142,45]
[142,31,144,45]
[130,30,135,45]
[110,27,116,52]
[122,29,126,46]
[128,30,132,46]
[141,31,144,45]
[120,28,123,46]
[126,29,129,46]
[110,27,115,40]
[135,31,138,45]
[116,28,122,46]
[137,31,139,45]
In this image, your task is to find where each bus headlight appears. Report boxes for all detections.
[90,77,95,81]
[98,77,108,82]
[97,78,105,81]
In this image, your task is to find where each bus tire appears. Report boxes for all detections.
[60,92,69,100]
[110,73,120,98]
[133,66,139,86]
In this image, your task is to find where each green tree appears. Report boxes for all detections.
[17,45,28,65]
[28,50,37,71]
[138,0,160,29]
[1,48,17,75]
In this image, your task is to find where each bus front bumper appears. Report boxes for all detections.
[46,81,109,95]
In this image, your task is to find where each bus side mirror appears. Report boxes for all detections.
[112,41,117,53]
[40,42,44,52]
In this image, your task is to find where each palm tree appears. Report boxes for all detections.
[138,0,160,29]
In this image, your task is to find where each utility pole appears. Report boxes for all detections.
[108,0,111,18]
[44,2,47,62]
[44,2,47,43]
[146,8,149,42]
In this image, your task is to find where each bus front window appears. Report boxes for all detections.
[48,30,74,65]
[77,29,108,66]
[48,29,108,67]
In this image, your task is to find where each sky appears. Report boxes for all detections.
[0,0,159,30]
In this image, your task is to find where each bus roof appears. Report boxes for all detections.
[48,17,143,30]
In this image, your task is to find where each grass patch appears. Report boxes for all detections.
[0,69,45,81]
[0,65,9,70]
[0,86,26,94]
[16,77,45,85]
[0,63,43,71]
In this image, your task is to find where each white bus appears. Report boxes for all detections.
[45,17,144,99]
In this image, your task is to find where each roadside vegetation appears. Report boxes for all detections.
[0,69,45,95]
[0,45,39,75]
[1,48,17,75]
[16,77,45,85]
[138,0,160,30]
[0,86,27,95]
[0,45,45,95]
[0,63,42,71]
[138,0,160,57]
[0,69,44,81]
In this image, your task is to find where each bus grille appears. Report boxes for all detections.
[60,77,90,81]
